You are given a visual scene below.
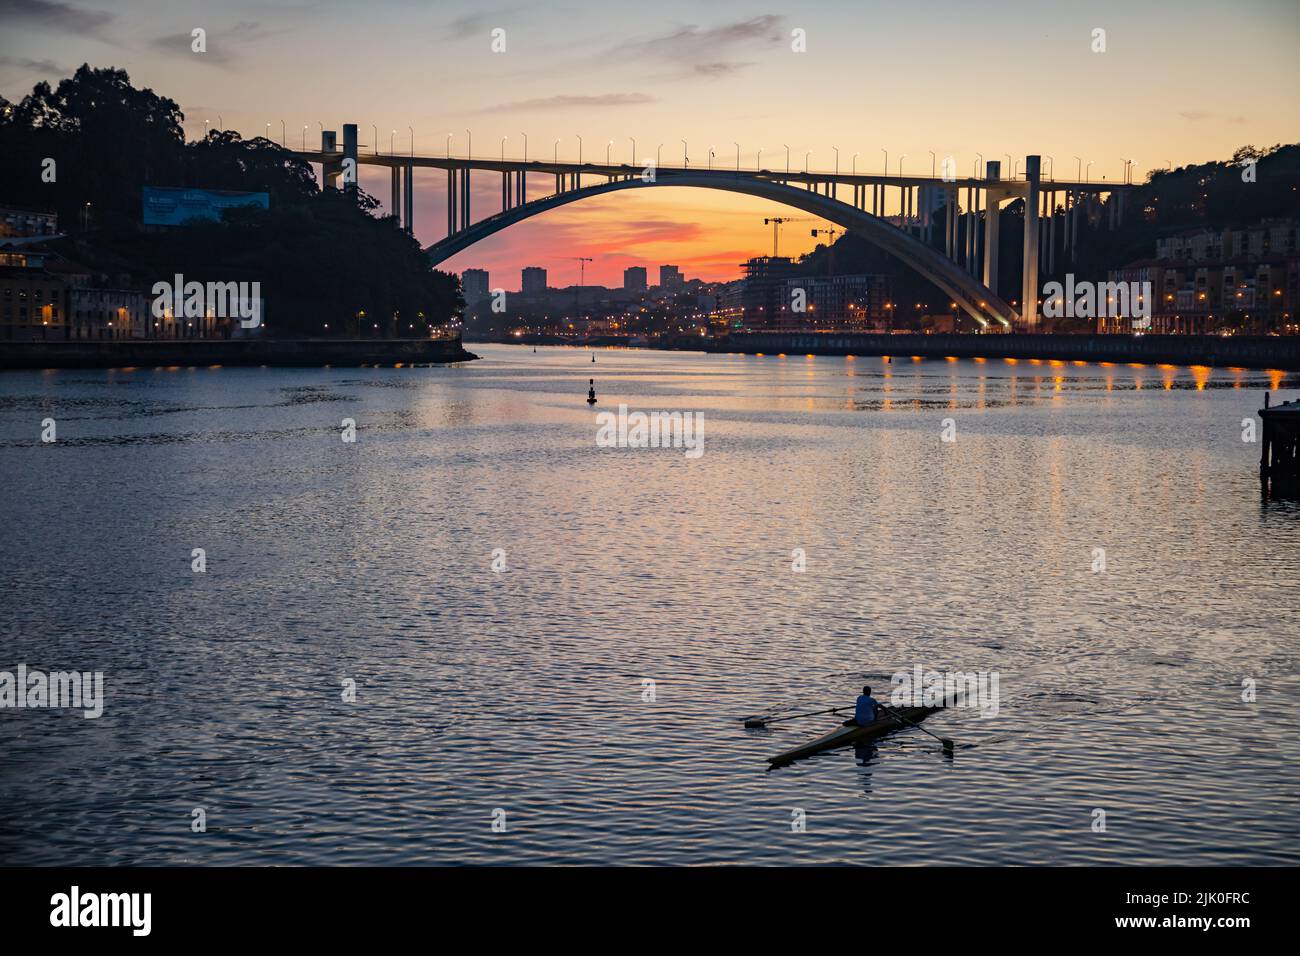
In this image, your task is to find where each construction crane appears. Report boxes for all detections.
[762,216,812,258]
[562,256,594,323]
[810,227,841,275]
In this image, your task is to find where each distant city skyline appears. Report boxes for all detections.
[2,0,1297,285]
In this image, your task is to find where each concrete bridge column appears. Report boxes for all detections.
[446,168,457,236]
[1070,191,1080,256]
[460,167,470,231]
[1048,191,1057,275]
[948,187,959,259]
[1021,155,1041,330]
[322,130,340,190]
[342,125,358,200]
[983,162,1001,293]
[502,171,510,211]
[403,162,414,234]
[392,164,403,222]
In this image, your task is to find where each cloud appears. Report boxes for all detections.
[0,55,67,74]
[445,11,512,39]
[147,21,280,68]
[484,93,656,112]
[0,0,113,35]
[613,15,784,78]
[1179,109,1249,126]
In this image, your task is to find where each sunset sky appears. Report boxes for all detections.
[3,0,1299,287]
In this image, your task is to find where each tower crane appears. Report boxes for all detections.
[762,216,812,258]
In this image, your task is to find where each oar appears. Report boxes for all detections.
[743,706,847,728]
[878,705,954,754]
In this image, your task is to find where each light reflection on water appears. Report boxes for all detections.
[0,345,1297,865]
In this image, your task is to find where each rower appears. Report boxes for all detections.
[843,685,879,726]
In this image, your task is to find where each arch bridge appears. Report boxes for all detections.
[293,126,1134,330]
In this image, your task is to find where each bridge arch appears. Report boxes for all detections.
[425,171,1016,328]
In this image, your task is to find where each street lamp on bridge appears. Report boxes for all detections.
[734,142,740,172]
[681,139,688,168]
[832,145,839,176]
[465,129,471,160]
[606,140,613,164]
[576,134,582,165]
[521,132,528,162]
[852,151,859,175]
[446,132,452,158]
[929,149,936,177]
[554,139,561,164]
[881,148,887,175]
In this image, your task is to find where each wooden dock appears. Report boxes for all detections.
[1260,392,1300,497]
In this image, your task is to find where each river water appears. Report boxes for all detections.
[1,344,1297,865]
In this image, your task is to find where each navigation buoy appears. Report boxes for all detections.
[592,353,596,362]
[587,379,597,405]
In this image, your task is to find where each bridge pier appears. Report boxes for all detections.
[1048,191,1057,275]
[460,166,470,231]
[403,162,413,234]
[322,130,340,190]
[391,164,403,222]
[446,168,456,236]
[343,124,358,199]
[1021,155,1041,330]
[983,162,1001,295]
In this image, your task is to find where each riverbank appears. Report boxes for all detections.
[707,332,1300,371]
[0,337,478,370]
